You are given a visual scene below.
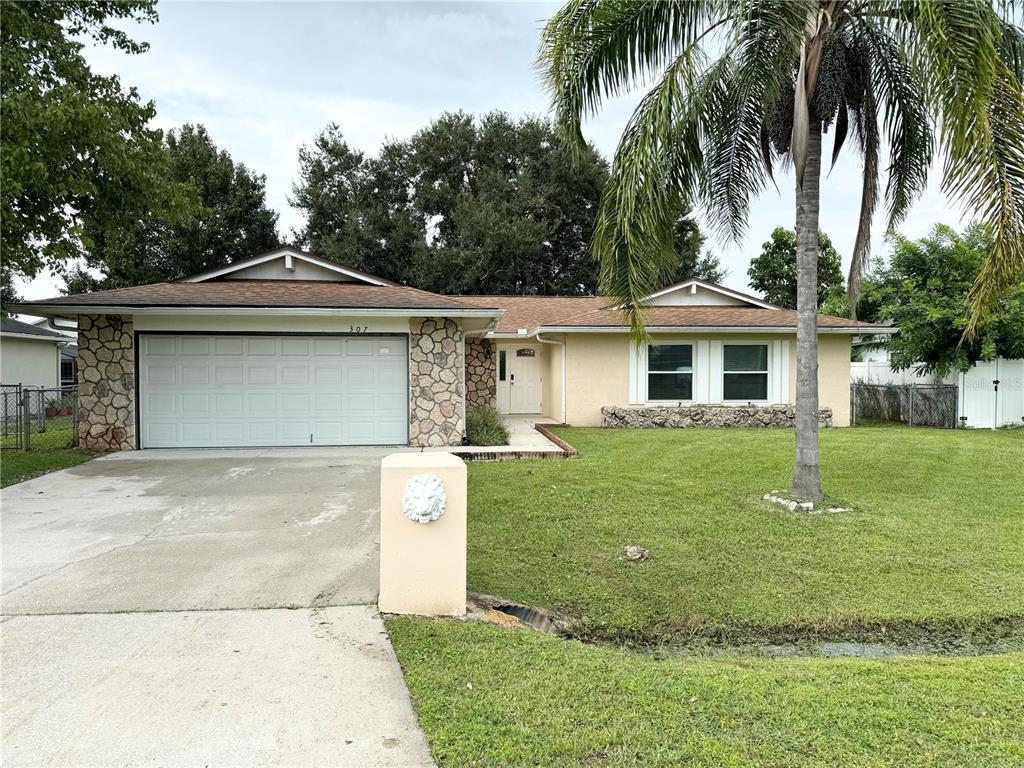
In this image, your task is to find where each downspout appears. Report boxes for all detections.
[532,332,567,424]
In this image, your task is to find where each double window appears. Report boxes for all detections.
[646,344,693,401]
[723,344,769,401]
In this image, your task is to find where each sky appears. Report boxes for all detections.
[17,0,967,301]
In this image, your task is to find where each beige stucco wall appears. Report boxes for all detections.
[562,332,853,427]
[817,334,852,426]
[540,336,565,421]
[564,334,631,426]
[0,337,60,388]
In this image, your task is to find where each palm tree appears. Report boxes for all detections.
[540,0,1024,499]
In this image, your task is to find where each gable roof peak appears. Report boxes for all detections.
[180,246,397,286]
[641,278,781,309]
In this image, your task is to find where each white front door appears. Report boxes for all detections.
[138,334,408,447]
[496,344,542,414]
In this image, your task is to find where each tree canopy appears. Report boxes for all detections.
[64,124,280,292]
[748,227,843,309]
[1,1,194,280]
[873,225,1024,376]
[292,112,719,295]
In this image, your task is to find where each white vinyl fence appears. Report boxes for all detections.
[852,356,1024,429]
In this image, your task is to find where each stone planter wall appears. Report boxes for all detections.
[602,404,833,429]
[465,338,496,409]
[409,318,465,447]
[77,314,136,451]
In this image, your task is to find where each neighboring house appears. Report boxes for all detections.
[30,317,79,387]
[0,319,66,388]
[11,246,889,452]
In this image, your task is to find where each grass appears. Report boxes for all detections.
[466,406,510,446]
[387,427,1024,766]
[1,417,93,487]
[464,427,1024,641]
[387,618,1024,767]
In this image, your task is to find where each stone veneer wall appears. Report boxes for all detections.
[409,318,465,447]
[465,338,496,409]
[78,314,136,451]
[602,404,833,429]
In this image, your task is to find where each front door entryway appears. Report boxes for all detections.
[496,344,542,414]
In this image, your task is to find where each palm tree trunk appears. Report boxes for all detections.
[792,120,824,500]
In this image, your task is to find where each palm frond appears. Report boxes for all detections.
[847,83,878,318]
[538,0,723,154]
[857,18,933,230]
[702,1,807,239]
[899,1,1024,330]
[594,50,708,337]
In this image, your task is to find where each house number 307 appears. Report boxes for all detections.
[349,326,369,333]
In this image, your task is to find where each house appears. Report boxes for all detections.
[30,317,78,387]
[11,246,889,451]
[0,318,67,388]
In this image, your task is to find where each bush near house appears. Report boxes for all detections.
[466,406,509,446]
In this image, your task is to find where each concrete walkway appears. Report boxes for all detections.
[427,415,567,459]
[1,450,434,767]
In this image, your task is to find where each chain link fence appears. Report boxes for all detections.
[851,382,959,428]
[1,384,79,450]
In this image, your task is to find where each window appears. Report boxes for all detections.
[723,344,768,400]
[646,344,692,401]
[498,350,507,382]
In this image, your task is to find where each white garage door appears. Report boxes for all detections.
[138,334,408,448]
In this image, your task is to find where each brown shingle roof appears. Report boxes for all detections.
[18,281,499,312]
[459,295,886,332]
[554,304,885,330]
[459,295,607,333]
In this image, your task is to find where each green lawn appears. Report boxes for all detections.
[388,618,1024,768]
[466,427,1024,641]
[387,427,1024,766]
[1,417,93,487]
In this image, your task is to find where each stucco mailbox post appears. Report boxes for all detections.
[379,452,467,616]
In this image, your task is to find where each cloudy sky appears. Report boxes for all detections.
[19,0,965,300]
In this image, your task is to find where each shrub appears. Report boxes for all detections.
[466,406,510,446]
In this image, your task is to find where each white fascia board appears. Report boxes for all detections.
[12,305,503,319]
[530,325,897,335]
[633,279,779,310]
[181,248,391,286]
[0,331,64,343]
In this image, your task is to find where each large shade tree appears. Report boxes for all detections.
[64,124,280,292]
[540,0,1024,499]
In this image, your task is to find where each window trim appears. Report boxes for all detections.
[722,342,770,402]
[644,341,694,403]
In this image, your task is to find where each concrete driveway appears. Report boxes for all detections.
[1,449,434,767]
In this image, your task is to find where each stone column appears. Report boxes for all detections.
[409,318,465,447]
[465,337,496,409]
[77,314,136,451]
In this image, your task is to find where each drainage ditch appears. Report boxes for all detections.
[472,594,1024,659]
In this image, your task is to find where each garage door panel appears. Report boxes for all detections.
[247,337,277,355]
[181,394,209,414]
[214,337,243,356]
[314,339,343,355]
[181,366,210,385]
[247,365,276,384]
[314,366,342,384]
[180,337,210,355]
[139,334,409,447]
[281,366,308,385]
[247,392,277,412]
